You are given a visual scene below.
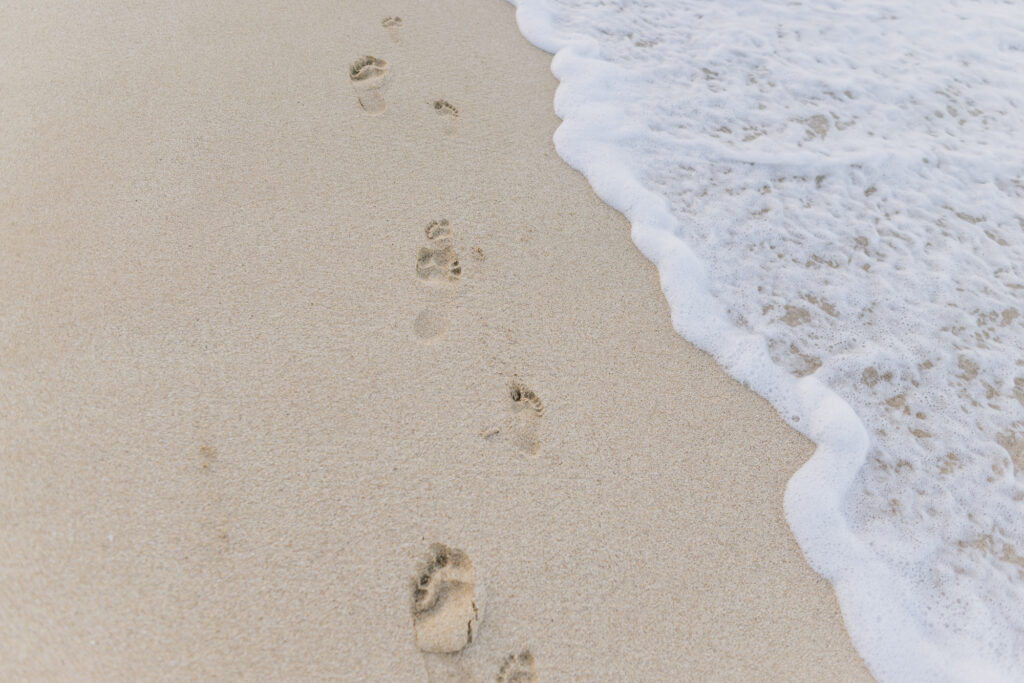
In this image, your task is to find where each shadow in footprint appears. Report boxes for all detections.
[496,650,538,683]
[350,56,389,115]
[412,543,479,654]
[417,220,462,285]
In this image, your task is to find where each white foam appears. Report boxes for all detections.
[507,0,1024,679]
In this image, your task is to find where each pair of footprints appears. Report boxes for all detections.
[412,220,544,455]
[349,54,460,131]
[412,544,538,682]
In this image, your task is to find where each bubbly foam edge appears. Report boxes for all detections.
[505,1,1011,680]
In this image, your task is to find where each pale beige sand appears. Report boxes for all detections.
[0,1,872,680]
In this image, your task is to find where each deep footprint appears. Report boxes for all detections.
[412,544,479,654]
[416,246,461,283]
[496,650,538,683]
[416,220,462,285]
[413,220,462,342]
[349,56,389,114]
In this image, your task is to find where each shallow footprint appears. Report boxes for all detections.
[349,56,389,114]
[382,16,403,43]
[412,543,479,654]
[496,650,538,683]
[414,305,449,341]
[508,380,543,456]
[481,379,544,457]
[434,99,461,135]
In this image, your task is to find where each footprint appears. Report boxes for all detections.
[433,100,458,116]
[509,380,545,417]
[425,217,453,243]
[416,245,461,283]
[414,306,449,341]
[481,379,544,457]
[382,16,403,43]
[414,220,463,342]
[349,56,389,115]
[417,220,462,284]
[508,379,543,455]
[412,544,479,654]
[496,650,538,683]
[433,99,461,135]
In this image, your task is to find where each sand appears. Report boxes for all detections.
[0,0,871,680]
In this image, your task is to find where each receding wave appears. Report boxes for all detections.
[508,0,1024,679]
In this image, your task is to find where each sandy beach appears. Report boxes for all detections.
[1,1,871,680]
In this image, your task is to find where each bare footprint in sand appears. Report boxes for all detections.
[414,220,463,342]
[496,650,538,682]
[417,219,462,285]
[509,380,545,417]
[382,16,403,43]
[349,56,389,114]
[412,544,479,654]
[481,379,544,457]
[414,306,450,340]
[433,99,461,135]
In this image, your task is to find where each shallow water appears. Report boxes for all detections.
[509,1,1024,679]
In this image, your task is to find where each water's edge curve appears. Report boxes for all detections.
[506,2,1005,680]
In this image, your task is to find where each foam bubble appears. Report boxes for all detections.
[509,0,1024,679]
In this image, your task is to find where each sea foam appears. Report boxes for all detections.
[507,0,1024,679]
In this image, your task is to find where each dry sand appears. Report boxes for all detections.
[1,0,871,680]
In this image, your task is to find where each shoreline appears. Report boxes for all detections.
[1,1,871,679]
